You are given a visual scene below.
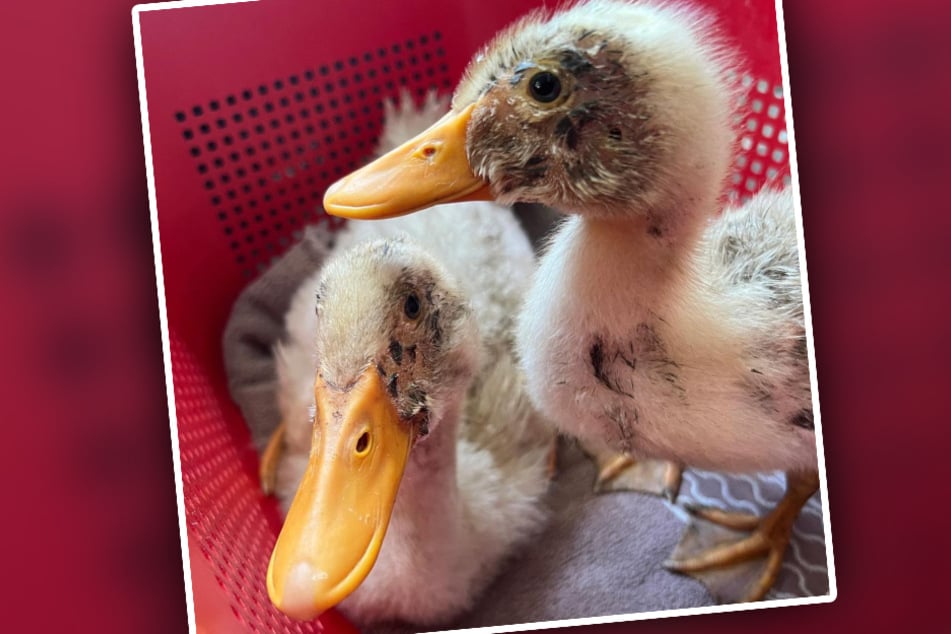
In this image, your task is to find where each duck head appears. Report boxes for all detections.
[268,237,479,621]
[325,0,739,231]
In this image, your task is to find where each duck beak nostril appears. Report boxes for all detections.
[355,430,371,454]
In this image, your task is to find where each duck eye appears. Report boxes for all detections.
[528,71,562,103]
[404,293,421,319]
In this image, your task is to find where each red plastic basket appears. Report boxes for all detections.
[135,0,790,631]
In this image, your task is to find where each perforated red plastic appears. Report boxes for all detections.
[137,1,790,631]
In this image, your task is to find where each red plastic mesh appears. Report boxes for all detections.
[139,1,790,631]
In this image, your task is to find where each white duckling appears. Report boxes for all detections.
[258,95,552,626]
[323,0,819,604]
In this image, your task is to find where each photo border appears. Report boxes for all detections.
[131,1,836,632]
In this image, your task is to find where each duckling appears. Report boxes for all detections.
[261,95,552,627]
[323,0,820,604]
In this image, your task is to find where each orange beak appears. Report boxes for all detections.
[323,102,492,219]
[266,367,412,621]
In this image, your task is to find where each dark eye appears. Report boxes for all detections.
[529,71,562,103]
[404,293,421,319]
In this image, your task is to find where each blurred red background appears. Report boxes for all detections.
[1,0,949,632]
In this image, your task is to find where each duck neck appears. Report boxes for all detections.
[579,208,703,282]
[392,396,462,530]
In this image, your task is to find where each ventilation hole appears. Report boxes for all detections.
[174,111,186,122]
